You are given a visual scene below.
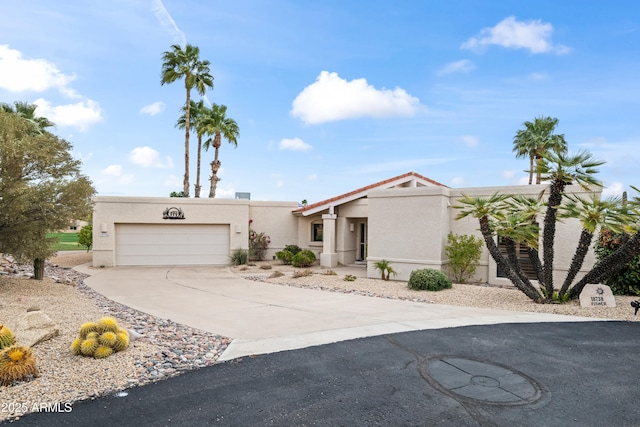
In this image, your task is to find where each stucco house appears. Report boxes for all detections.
[92,171,598,287]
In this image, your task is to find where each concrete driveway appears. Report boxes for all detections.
[83,266,598,361]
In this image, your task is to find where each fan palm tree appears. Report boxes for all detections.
[202,104,239,198]
[0,101,54,134]
[569,188,640,299]
[176,100,207,197]
[557,194,627,298]
[513,116,567,185]
[454,193,543,302]
[537,150,605,294]
[161,44,214,197]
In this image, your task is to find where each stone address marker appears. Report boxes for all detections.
[579,284,616,308]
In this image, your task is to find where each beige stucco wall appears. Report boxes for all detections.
[367,186,451,281]
[247,201,300,260]
[92,196,297,267]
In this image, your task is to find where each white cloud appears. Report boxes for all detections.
[461,16,571,55]
[437,59,475,76]
[461,135,479,148]
[279,137,312,151]
[502,170,516,179]
[602,181,625,198]
[33,98,103,131]
[291,71,421,124]
[101,164,133,184]
[451,177,465,186]
[307,174,318,181]
[152,0,186,46]
[102,164,122,176]
[0,45,76,93]
[164,174,182,188]
[140,102,166,116]
[129,146,174,168]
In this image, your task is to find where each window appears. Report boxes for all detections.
[496,236,539,280]
[312,223,323,242]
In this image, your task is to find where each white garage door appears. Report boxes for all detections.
[116,224,230,266]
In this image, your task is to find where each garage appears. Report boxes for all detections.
[115,224,230,266]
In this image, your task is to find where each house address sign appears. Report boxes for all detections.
[163,207,185,220]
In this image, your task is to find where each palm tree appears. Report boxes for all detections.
[373,259,397,281]
[513,116,567,185]
[202,104,239,198]
[537,150,605,296]
[0,101,55,134]
[557,194,627,298]
[161,44,214,197]
[454,193,543,302]
[569,188,640,299]
[176,100,207,197]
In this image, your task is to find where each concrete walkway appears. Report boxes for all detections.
[81,265,600,361]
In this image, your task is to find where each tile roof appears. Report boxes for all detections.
[293,171,447,215]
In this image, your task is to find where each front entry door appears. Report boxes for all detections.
[358,223,367,261]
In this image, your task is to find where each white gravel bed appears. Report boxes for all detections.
[0,258,230,422]
[233,263,640,322]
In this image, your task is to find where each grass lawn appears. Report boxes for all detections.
[47,232,82,251]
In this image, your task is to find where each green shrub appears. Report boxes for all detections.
[248,229,270,261]
[275,250,294,265]
[292,250,316,268]
[344,274,357,282]
[445,232,483,283]
[595,229,640,296]
[230,248,248,266]
[284,244,301,255]
[275,244,302,265]
[408,268,452,291]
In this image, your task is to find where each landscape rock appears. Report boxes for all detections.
[15,310,60,347]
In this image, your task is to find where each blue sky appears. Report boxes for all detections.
[1,1,638,202]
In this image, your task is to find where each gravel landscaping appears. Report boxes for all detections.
[1,253,638,422]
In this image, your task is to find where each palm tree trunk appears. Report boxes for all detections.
[527,247,544,284]
[479,217,542,302]
[194,134,202,198]
[569,231,640,299]
[208,133,222,198]
[528,155,534,185]
[504,238,536,289]
[542,180,565,297]
[183,87,191,197]
[558,230,593,297]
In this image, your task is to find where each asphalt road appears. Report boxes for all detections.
[6,321,640,427]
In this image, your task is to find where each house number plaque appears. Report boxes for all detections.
[162,207,185,220]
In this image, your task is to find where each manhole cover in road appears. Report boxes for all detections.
[421,356,544,405]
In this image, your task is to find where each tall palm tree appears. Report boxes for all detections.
[161,44,214,197]
[513,116,567,185]
[537,150,605,296]
[202,104,239,198]
[176,100,207,197]
[0,101,55,134]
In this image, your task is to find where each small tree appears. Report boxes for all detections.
[445,233,483,283]
[0,109,95,280]
[78,224,93,252]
